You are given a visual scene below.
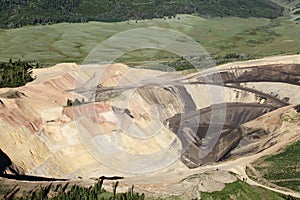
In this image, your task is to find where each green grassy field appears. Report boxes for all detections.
[1,15,300,68]
[147,180,289,200]
[201,180,287,200]
[252,140,300,192]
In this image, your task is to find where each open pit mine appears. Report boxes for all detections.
[0,55,300,181]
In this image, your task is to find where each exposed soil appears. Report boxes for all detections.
[1,55,300,198]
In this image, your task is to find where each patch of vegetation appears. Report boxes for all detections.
[110,92,120,99]
[166,58,194,71]
[148,196,182,200]
[66,98,86,107]
[282,113,300,122]
[0,90,27,99]
[0,59,36,88]
[2,178,299,200]
[246,166,258,182]
[271,0,300,10]
[0,0,283,28]
[10,179,145,200]
[293,10,300,15]
[253,140,300,192]
[201,180,288,200]
[269,0,300,20]
[215,52,249,65]
[115,49,180,69]
[276,180,300,192]
[0,182,8,196]
[7,91,26,99]
[1,16,300,68]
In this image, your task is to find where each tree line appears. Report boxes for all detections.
[0,59,38,88]
[0,0,284,28]
[4,178,145,200]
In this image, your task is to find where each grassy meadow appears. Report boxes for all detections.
[201,180,287,200]
[1,14,300,67]
[251,140,300,192]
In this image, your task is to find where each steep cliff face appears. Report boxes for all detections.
[0,56,299,178]
[0,63,181,178]
[165,62,300,168]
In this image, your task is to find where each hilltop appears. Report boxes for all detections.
[0,0,283,28]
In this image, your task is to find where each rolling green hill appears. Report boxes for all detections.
[0,0,283,28]
[1,15,300,67]
[201,180,291,200]
[250,140,300,192]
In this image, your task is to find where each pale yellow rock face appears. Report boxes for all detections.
[0,63,183,178]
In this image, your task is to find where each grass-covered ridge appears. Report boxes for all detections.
[1,16,300,68]
[201,180,295,200]
[0,0,283,28]
[252,140,300,192]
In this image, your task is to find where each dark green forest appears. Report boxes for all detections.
[0,0,283,28]
[0,60,35,88]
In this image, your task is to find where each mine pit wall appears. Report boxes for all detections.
[135,86,183,120]
[0,119,51,176]
[205,64,300,85]
[1,62,300,177]
[166,64,300,168]
[167,103,278,168]
[240,82,300,104]
[173,85,197,112]
[91,63,300,170]
[0,149,21,176]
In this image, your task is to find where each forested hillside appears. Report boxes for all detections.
[0,0,283,28]
[0,60,35,88]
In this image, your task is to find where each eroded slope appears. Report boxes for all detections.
[0,55,299,179]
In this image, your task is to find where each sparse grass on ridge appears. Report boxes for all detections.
[201,180,286,200]
[1,15,300,68]
[252,140,300,192]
